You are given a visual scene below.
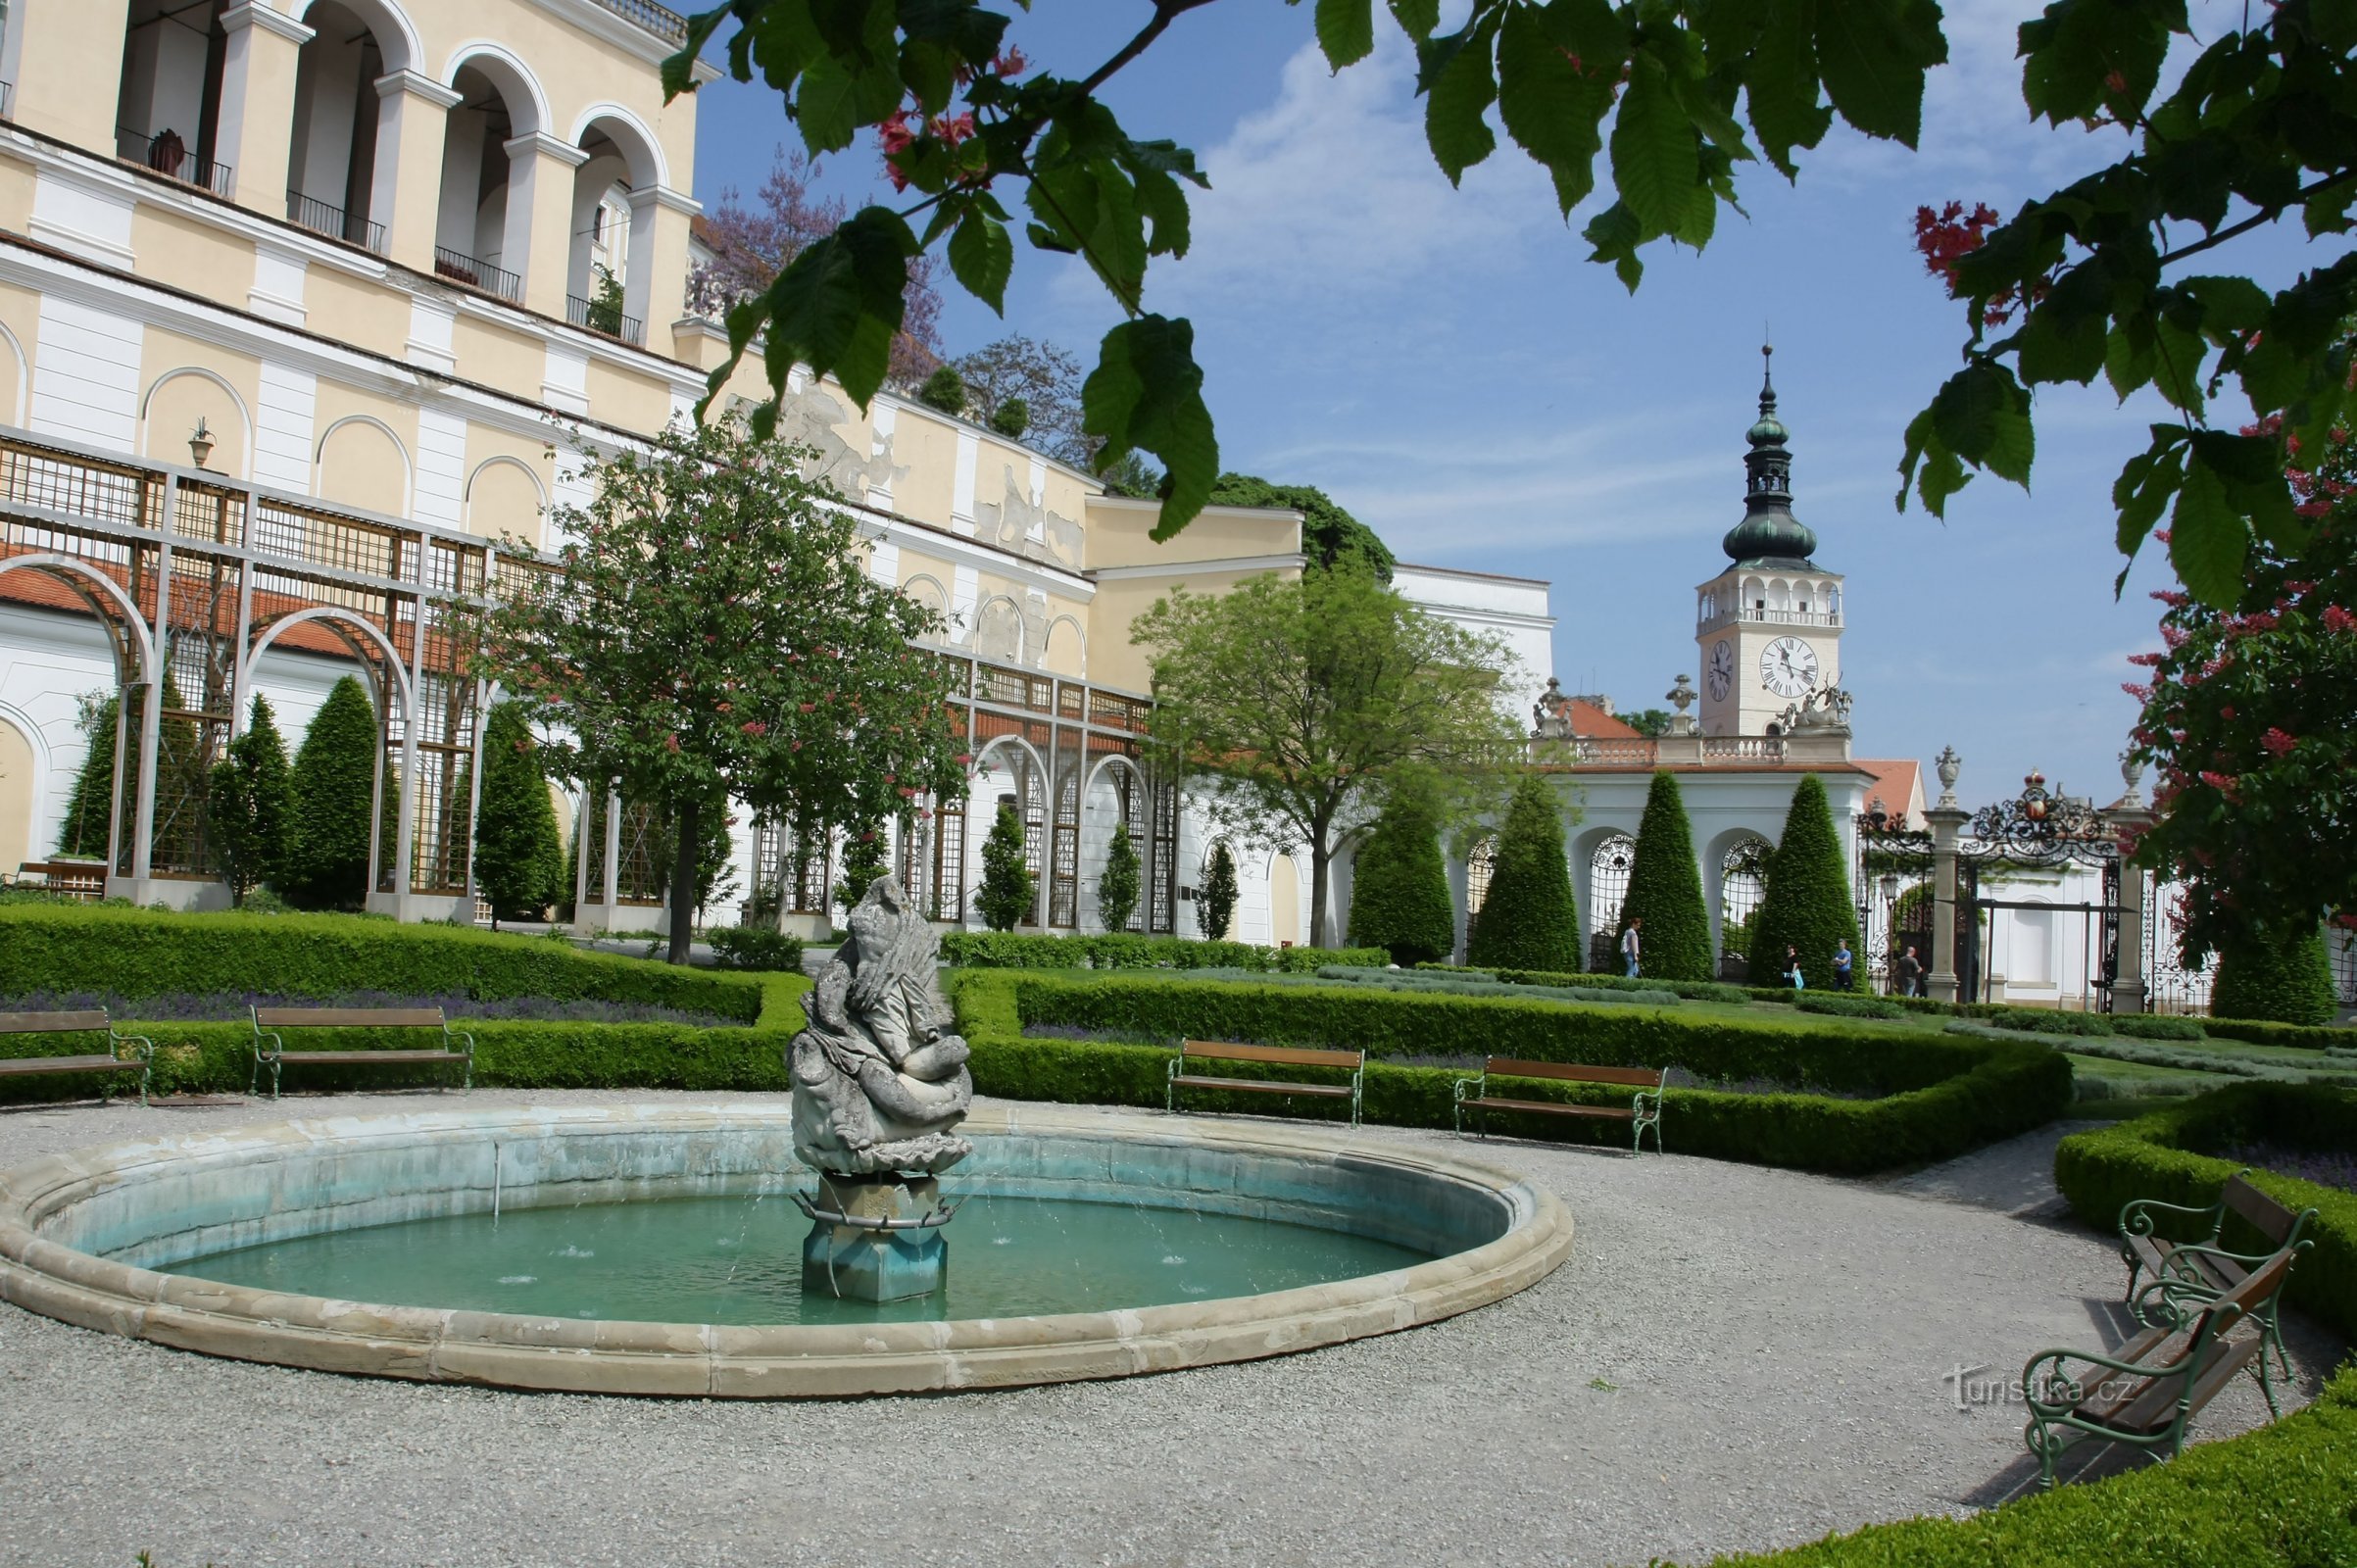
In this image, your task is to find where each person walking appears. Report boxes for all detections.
[1782,944,1803,989]
[1832,939,1854,991]
[1896,945,1925,998]
[1621,916,1644,978]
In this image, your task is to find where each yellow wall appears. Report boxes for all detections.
[130,208,255,311]
[138,330,263,479]
[311,388,418,514]
[0,717,34,877]
[1083,499,1300,569]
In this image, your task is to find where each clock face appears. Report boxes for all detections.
[1706,640,1735,701]
[1760,636,1820,699]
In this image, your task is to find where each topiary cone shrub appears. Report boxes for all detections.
[473,702,565,926]
[206,694,295,906]
[1617,769,1714,981]
[975,803,1033,931]
[2212,925,2338,1025]
[284,675,381,910]
[1098,821,1141,933]
[1197,842,1238,940]
[1347,792,1456,966]
[1748,773,1864,991]
[1466,774,1579,971]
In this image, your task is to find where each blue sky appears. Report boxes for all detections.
[686,1,2318,813]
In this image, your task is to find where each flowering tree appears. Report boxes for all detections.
[2126,420,2357,962]
[480,420,969,962]
[687,147,946,390]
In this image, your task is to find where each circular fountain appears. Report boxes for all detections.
[0,1102,1570,1396]
[0,887,1569,1396]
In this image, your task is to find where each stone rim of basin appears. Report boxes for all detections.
[0,1102,1574,1399]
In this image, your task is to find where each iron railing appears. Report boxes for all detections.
[433,246,522,305]
[286,190,386,253]
[117,127,233,198]
[592,0,689,43]
[566,292,646,346]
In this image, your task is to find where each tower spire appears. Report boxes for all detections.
[1720,342,1818,565]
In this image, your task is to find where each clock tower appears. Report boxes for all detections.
[1695,347,1843,737]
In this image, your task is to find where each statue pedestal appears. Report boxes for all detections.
[801,1173,948,1301]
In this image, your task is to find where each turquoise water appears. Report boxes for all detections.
[177,1191,1434,1327]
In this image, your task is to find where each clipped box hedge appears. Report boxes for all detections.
[1707,1363,2357,1567]
[0,905,764,1021]
[952,970,2072,1174]
[2053,1083,2357,1341]
[938,930,1389,972]
[2197,1016,2357,1053]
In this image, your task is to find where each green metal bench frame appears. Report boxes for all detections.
[1452,1057,1667,1153]
[0,1010,153,1105]
[1166,1040,1364,1126]
[250,1005,475,1101]
[2022,1241,2303,1490]
[2118,1170,2316,1381]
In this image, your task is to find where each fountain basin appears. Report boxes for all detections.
[0,1102,1573,1397]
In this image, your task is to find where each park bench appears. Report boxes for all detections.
[2022,1242,2304,1490]
[249,1005,474,1101]
[1166,1040,1364,1126]
[1452,1057,1667,1153]
[0,1010,153,1104]
[2118,1170,2316,1380]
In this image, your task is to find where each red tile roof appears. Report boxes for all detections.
[1567,700,1641,739]
[1852,758,1925,823]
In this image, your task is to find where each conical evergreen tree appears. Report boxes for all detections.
[206,694,294,906]
[1347,791,1456,965]
[834,821,890,919]
[1617,770,1714,981]
[56,694,117,858]
[473,702,565,925]
[1466,774,1580,971]
[1748,774,1863,990]
[1098,822,1141,933]
[285,675,381,909]
[2212,925,2337,1025]
[974,803,1033,930]
[1197,841,1238,940]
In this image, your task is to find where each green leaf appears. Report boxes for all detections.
[1897,406,1970,515]
[1498,2,1607,213]
[1083,316,1220,541]
[1316,0,1377,68]
[1609,52,1697,236]
[2167,460,2248,608]
[2110,432,2185,560]
[1581,201,1645,290]
[1745,0,1832,178]
[2150,315,2208,416]
[1389,0,1442,40]
[947,210,1012,315]
[762,207,912,409]
[2104,318,2156,400]
[1424,22,1500,182]
[1930,362,2035,485]
[1813,0,1944,147]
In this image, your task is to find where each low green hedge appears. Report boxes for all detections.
[0,905,763,1021]
[1793,994,1908,1021]
[2198,1016,2357,1053]
[2107,1013,2209,1042]
[1706,1363,2357,1566]
[953,971,2072,1174]
[939,931,1389,972]
[0,1015,802,1104]
[1420,962,1751,1004]
[2053,1083,2357,1341]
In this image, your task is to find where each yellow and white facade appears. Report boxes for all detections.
[0,0,1429,942]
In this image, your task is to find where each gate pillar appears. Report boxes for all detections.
[1924,746,1966,1004]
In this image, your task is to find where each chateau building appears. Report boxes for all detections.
[0,0,1552,946]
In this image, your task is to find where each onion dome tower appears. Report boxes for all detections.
[1694,346,1844,736]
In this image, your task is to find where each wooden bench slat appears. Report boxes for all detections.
[274,1050,468,1065]
[0,1054,139,1075]
[256,1007,449,1029]
[0,1010,113,1034]
[1464,1095,1635,1120]
[2222,1175,2302,1248]
[1485,1057,1661,1088]
[1180,1040,1361,1070]
[1170,1073,1353,1098]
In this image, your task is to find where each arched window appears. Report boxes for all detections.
[1720,837,1772,960]
[117,1,232,195]
[1588,834,1636,967]
[1465,833,1498,920]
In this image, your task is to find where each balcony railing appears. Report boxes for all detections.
[117,127,233,198]
[567,293,646,346]
[286,190,386,254]
[433,246,522,305]
[593,0,689,43]
[1533,734,1802,767]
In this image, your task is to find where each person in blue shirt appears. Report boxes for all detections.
[1620,917,1644,978]
[1833,940,1854,991]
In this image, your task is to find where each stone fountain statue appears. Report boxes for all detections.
[787,876,974,1299]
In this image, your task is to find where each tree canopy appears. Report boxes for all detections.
[479,419,967,961]
[1206,473,1395,580]
[1132,567,1518,946]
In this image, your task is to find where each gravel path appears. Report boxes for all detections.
[0,1091,2340,1568]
